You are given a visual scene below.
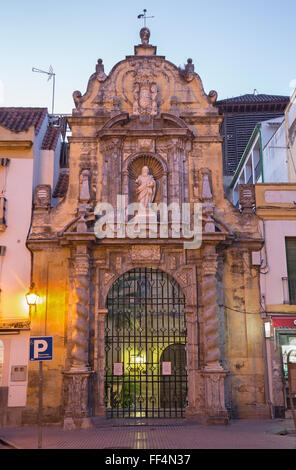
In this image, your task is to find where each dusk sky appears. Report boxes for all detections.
[1,0,295,114]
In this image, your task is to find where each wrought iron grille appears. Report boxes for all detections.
[104,267,187,418]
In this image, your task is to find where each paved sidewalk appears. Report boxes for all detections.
[0,419,295,449]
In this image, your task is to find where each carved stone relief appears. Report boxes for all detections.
[130,245,161,263]
[34,184,51,209]
[132,64,158,121]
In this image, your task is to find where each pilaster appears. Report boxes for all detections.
[201,243,229,423]
[63,244,94,429]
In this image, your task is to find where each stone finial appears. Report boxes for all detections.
[96,59,107,82]
[140,27,150,45]
[179,58,195,82]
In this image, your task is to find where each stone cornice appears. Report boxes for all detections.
[181,115,223,125]
[0,140,33,150]
[67,116,107,129]
[256,208,296,220]
[98,128,192,139]
[266,305,296,314]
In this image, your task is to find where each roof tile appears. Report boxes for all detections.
[216,94,289,105]
[52,169,69,198]
[41,126,60,150]
[0,107,47,134]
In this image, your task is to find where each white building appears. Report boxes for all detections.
[233,91,296,417]
[0,108,61,426]
[230,116,291,206]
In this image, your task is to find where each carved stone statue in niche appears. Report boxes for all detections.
[136,166,156,208]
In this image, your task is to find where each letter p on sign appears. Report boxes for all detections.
[34,340,48,358]
[30,336,53,361]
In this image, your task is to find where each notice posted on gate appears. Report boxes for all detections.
[113,362,123,376]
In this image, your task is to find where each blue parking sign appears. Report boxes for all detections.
[30,336,53,361]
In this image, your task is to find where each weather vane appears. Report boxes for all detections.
[137,9,154,28]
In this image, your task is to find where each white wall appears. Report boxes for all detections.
[33,115,48,191]
[261,219,296,305]
[0,157,34,320]
[0,331,30,406]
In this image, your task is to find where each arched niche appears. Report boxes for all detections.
[123,152,168,206]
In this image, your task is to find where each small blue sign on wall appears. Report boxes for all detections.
[30,336,53,361]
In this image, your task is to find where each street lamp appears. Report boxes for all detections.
[25,283,39,313]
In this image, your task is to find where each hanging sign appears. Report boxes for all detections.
[162,361,172,376]
[272,316,296,328]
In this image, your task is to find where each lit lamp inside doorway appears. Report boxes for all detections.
[25,283,39,318]
[130,354,146,372]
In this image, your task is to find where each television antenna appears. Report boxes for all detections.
[32,65,56,114]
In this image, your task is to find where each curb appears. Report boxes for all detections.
[0,437,20,449]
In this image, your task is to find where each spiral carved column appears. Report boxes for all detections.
[202,245,221,369]
[71,259,90,371]
[63,245,93,430]
[201,244,228,423]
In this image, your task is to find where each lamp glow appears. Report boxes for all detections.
[25,283,39,307]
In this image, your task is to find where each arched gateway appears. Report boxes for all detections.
[104,268,187,418]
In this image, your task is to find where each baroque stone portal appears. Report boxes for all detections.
[26,27,268,428]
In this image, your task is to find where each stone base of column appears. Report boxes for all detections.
[62,370,94,430]
[95,406,106,417]
[202,369,229,425]
[63,416,93,430]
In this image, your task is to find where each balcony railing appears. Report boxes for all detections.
[282,277,296,305]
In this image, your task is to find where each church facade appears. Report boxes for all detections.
[26,29,269,428]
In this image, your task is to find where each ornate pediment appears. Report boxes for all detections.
[72,30,219,119]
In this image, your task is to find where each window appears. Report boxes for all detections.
[285,238,296,305]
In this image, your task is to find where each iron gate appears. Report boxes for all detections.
[104,267,187,418]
